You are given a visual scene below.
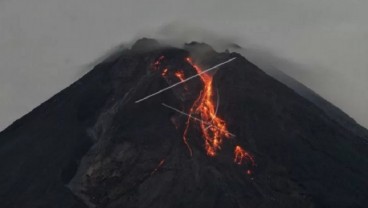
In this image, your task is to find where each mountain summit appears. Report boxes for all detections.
[1,39,367,208]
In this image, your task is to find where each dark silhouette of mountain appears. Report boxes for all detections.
[0,39,367,208]
[262,66,368,141]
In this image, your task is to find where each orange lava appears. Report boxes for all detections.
[161,68,168,76]
[150,159,165,175]
[153,55,255,174]
[234,145,255,166]
[153,56,165,71]
[174,70,185,82]
[185,58,232,157]
[174,70,189,91]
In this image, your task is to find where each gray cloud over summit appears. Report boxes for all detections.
[0,0,367,130]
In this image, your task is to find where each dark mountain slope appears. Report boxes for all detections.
[264,66,368,140]
[0,39,367,208]
[0,59,115,208]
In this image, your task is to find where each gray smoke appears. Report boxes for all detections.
[0,0,367,131]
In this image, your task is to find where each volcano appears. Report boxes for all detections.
[0,39,367,208]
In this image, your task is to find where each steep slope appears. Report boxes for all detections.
[0,39,367,208]
[264,66,368,140]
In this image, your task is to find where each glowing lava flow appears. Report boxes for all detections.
[174,70,185,82]
[151,55,255,173]
[185,58,233,157]
[185,58,255,173]
[234,145,255,166]
[174,70,188,91]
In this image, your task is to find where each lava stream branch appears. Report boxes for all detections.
[185,58,233,157]
[135,57,236,103]
[150,159,166,175]
[148,55,255,173]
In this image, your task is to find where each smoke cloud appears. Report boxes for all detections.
[0,0,367,130]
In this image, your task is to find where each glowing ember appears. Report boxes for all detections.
[234,145,255,166]
[161,68,168,76]
[246,169,252,175]
[174,70,186,82]
[153,56,165,71]
[173,70,189,91]
[150,159,165,175]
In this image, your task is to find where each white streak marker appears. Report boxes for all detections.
[135,57,236,103]
[161,103,236,138]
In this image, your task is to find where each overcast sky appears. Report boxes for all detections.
[0,0,367,130]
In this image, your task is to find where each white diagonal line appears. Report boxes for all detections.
[135,57,236,103]
[161,103,236,137]
[161,103,207,124]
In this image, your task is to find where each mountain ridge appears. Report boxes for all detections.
[0,39,367,208]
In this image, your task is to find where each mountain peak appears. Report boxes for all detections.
[131,38,161,52]
[1,39,367,208]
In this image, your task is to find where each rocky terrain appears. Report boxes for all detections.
[0,39,367,208]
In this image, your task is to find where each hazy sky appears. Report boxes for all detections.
[0,0,367,130]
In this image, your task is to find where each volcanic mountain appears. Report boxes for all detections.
[0,39,367,208]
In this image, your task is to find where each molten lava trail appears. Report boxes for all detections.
[148,55,255,173]
[185,58,255,172]
[185,58,233,156]
[150,159,166,175]
[135,58,236,103]
[161,103,236,137]
[234,145,255,166]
